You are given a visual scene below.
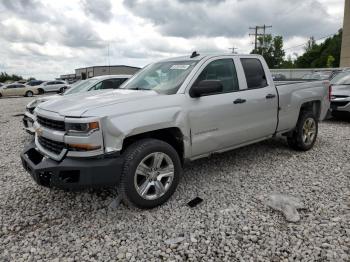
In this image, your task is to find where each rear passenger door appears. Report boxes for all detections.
[237,57,278,141]
[44,81,56,92]
[15,84,26,95]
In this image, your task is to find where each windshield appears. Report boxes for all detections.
[330,71,350,85]
[120,60,198,94]
[64,79,99,95]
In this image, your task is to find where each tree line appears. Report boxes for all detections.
[251,29,342,69]
[0,72,36,83]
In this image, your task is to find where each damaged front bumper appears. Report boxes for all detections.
[22,111,35,135]
[20,142,123,190]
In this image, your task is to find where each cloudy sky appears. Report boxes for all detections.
[0,0,345,79]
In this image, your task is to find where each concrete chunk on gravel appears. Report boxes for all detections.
[266,194,305,222]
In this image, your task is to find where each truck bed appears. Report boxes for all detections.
[276,80,330,133]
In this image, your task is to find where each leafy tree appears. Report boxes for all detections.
[326,55,335,67]
[280,55,295,69]
[294,29,342,68]
[305,37,316,52]
[251,34,285,68]
[0,72,23,83]
[250,29,342,69]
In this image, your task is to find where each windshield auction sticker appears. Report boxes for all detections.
[170,64,190,70]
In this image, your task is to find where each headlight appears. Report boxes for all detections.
[65,121,99,136]
[27,99,38,109]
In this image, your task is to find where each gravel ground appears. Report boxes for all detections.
[0,96,349,261]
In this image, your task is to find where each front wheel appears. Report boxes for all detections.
[287,111,318,151]
[118,139,182,209]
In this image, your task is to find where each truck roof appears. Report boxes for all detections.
[160,53,262,62]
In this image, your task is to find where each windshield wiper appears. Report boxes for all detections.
[127,87,150,90]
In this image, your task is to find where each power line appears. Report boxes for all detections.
[284,33,336,51]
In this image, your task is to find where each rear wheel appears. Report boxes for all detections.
[38,88,44,94]
[58,87,65,94]
[25,91,34,97]
[287,111,318,151]
[118,139,182,209]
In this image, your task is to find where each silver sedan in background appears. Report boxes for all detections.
[330,71,350,118]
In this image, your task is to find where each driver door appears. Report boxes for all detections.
[188,58,244,156]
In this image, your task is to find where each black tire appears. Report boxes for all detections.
[38,88,44,95]
[287,111,318,151]
[118,138,182,209]
[25,91,34,97]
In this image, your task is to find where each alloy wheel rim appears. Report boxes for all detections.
[302,118,316,146]
[134,152,174,200]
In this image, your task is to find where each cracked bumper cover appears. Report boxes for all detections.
[20,142,123,190]
[22,112,35,135]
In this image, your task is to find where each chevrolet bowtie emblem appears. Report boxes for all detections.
[35,127,43,137]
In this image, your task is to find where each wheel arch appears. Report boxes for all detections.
[122,127,185,165]
[299,100,321,120]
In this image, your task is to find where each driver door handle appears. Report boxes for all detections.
[266,94,276,99]
[233,98,246,104]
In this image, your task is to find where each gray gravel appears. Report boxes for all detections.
[0,96,349,261]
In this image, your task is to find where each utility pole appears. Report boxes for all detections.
[249,26,259,52]
[261,24,272,55]
[249,25,272,54]
[228,46,238,54]
[107,42,110,74]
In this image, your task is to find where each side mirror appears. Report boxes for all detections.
[190,80,223,97]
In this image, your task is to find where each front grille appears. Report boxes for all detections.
[37,115,65,131]
[38,136,65,155]
[331,101,349,107]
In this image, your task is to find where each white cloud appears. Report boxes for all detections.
[0,0,345,79]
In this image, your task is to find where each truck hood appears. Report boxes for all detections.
[37,89,159,117]
[331,85,350,97]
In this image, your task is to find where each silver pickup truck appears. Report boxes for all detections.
[21,53,330,209]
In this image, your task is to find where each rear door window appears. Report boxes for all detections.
[240,58,268,89]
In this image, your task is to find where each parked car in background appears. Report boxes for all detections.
[39,80,69,93]
[329,71,350,118]
[302,72,330,80]
[23,75,131,134]
[21,53,330,208]
[25,80,45,94]
[272,73,286,80]
[0,83,39,98]
[27,80,45,86]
